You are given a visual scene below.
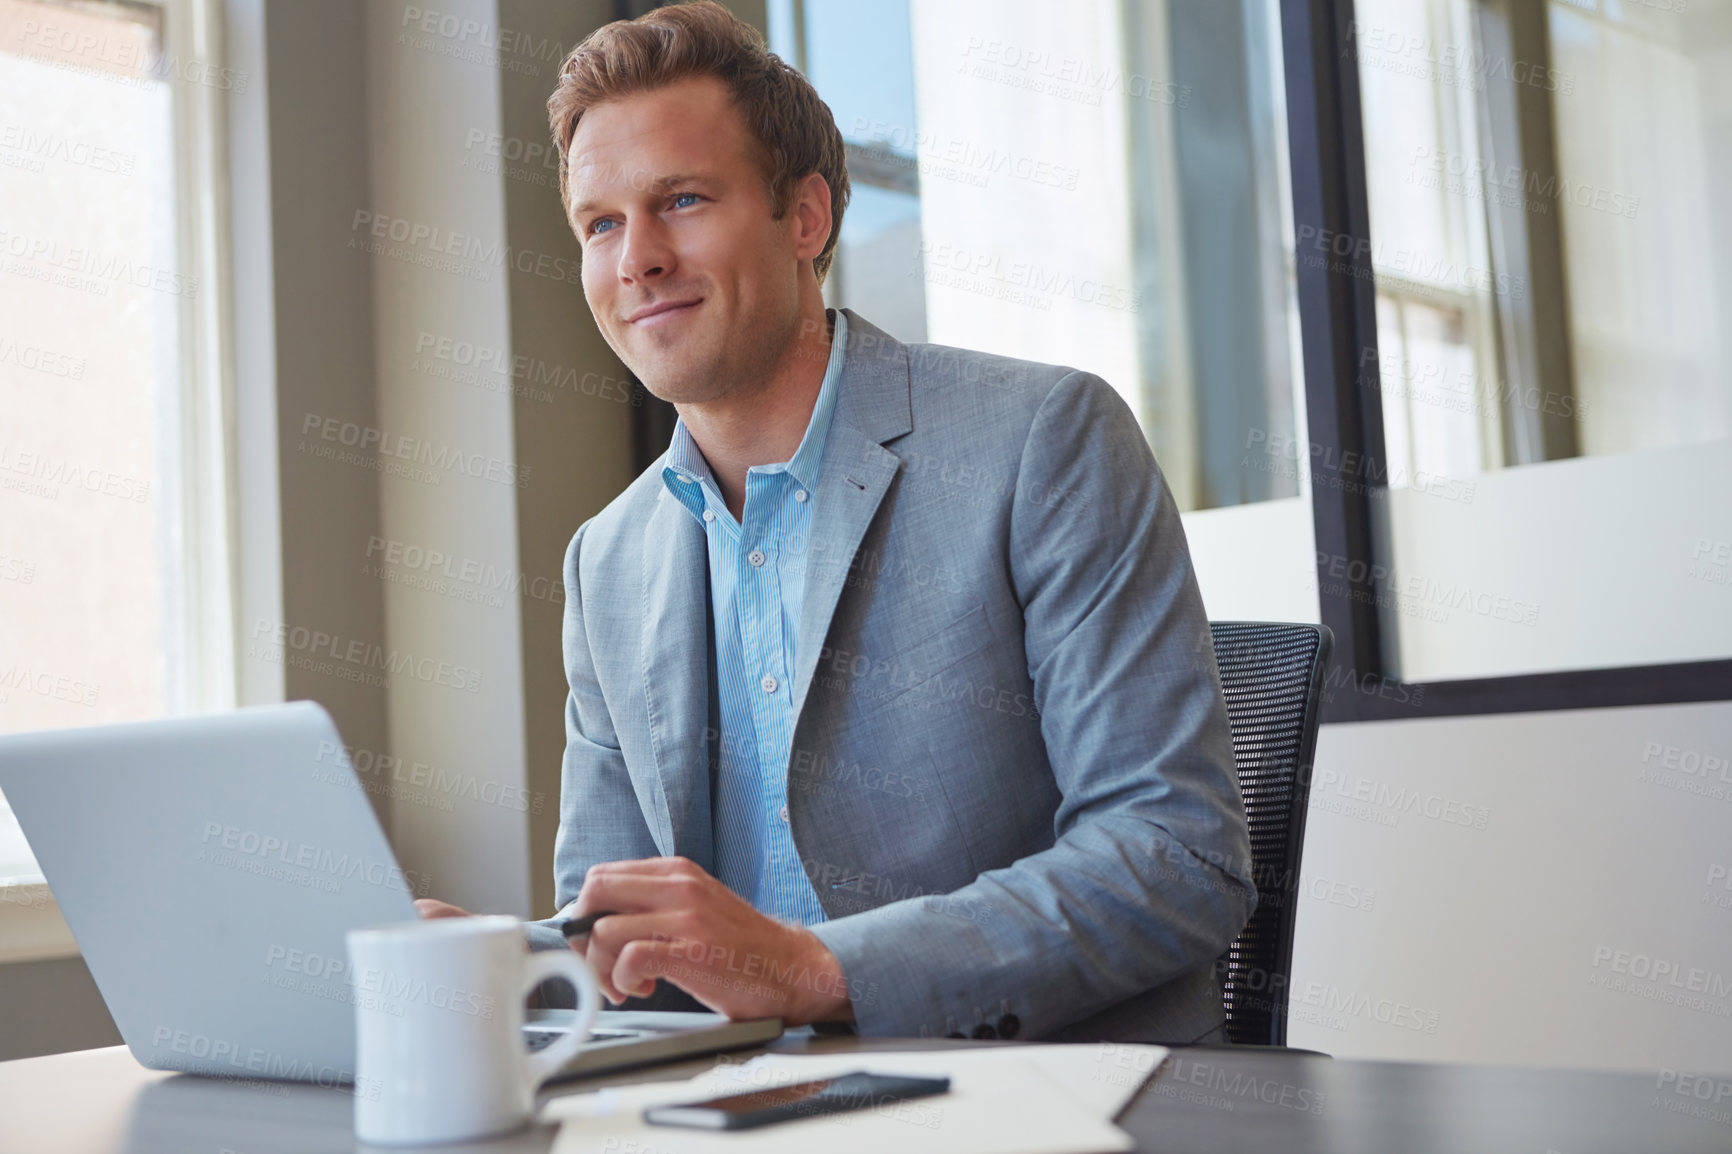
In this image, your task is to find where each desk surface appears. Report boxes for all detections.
[2,1037,1727,1154]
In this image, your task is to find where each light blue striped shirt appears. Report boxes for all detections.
[659,308,849,926]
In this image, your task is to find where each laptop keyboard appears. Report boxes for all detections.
[523,1027,642,1051]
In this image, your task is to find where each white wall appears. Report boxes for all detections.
[1291,699,1732,1071]
[1181,497,1319,624]
[363,0,532,918]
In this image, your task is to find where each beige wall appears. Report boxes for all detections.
[0,957,121,1063]
[498,0,636,919]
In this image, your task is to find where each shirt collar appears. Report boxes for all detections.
[783,307,848,492]
[661,308,849,502]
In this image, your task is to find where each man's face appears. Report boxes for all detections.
[565,74,827,405]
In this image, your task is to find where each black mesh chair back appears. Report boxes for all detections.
[1208,621,1333,1046]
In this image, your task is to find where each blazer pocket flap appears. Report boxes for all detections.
[863,603,994,711]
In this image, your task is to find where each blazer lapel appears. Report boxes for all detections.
[789,310,913,722]
[638,488,712,863]
[637,309,912,843]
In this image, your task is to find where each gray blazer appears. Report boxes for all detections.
[526,309,1256,1044]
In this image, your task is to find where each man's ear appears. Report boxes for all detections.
[792,171,834,264]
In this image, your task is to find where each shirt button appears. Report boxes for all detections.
[702,509,715,522]
[779,804,790,823]
[679,474,696,484]
[761,674,778,694]
[748,549,766,567]
[794,489,809,502]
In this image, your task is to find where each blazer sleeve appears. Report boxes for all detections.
[808,370,1258,1037]
[523,519,663,953]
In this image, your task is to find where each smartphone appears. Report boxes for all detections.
[642,1071,951,1131]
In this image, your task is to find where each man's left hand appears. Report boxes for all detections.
[568,856,854,1027]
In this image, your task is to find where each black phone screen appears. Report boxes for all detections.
[644,1071,951,1130]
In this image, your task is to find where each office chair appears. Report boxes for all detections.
[1208,621,1333,1047]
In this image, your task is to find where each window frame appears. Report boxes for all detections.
[1280,0,1732,722]
[0,0,237,956]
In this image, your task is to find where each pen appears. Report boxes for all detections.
[560,909,619,938]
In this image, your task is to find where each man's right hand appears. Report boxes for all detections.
[414,898,472,919]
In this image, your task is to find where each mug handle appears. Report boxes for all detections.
[519,948,602,1089]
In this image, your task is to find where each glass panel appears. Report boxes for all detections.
[0,0,183,882]
[775,0,1309,518]
[1353,0,1732,679]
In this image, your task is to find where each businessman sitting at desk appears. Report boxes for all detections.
[417,0,1256,1045]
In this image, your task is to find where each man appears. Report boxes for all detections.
[420,0,1255,1044]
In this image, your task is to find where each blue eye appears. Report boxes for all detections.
[672,192,700,208]
[590,219,615,236]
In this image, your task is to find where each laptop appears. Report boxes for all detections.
[0,701,781,1084]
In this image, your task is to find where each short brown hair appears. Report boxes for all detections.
[547,0,850,284]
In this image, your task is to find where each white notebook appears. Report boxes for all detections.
[542,1043,1168,1154]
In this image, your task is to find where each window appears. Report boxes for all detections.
[0,0,233,888]
[772,0,1319,619]
[1350,0,1732,680]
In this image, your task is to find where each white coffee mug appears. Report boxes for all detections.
[346,915,599,1146]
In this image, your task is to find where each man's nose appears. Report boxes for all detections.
[619,217,675,282]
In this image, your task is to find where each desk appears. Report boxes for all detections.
[2,1037,1727,1153]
